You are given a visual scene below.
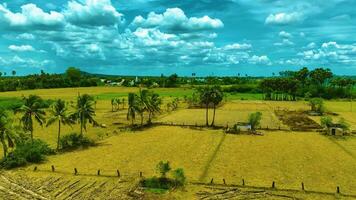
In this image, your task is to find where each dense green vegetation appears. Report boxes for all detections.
[260,68,355,100]
[0,93,99,169]
[0,67,98,92]
[1,67,354,100]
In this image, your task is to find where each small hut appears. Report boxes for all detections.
[326,124,347,136]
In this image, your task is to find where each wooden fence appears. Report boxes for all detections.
[31,165,356,198]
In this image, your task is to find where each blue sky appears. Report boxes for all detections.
[0,0,355,76]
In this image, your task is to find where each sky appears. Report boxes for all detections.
[0,0,355,76]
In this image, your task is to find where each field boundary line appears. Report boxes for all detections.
[199,133,226,181]
[191,181,356,199]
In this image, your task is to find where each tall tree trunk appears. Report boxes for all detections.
[30,130,33,142]
[80,116,83,136]
[57,120,61,151]
[148,112,152,124]
[205,103,209,126]
[211,104,216,127]
[140,113,144,126]
[0,134,7,158]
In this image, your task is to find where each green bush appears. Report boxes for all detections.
[1,139,53,169]
[0,153,27,169]
[172,168,186,186]
[59,132,95,150]
[140,161,186,191]
[141,177,174,190]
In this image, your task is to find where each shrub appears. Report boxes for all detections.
[59,132,95,150]
[320,116,333,129]
[141,177,174,190]
[248,112,262,131]
[172,168,186,186]
[0,153,27,169]
[338,118,350,131]
[309,98,325,114]
[156,161,171,177]
[0,139,53,169]
[140,161,186,191]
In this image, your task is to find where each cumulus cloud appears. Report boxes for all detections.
[298,41,356,64]
[265,12,302,25]
[279,31,292,38]
[64,0,124,27]
[223,43,252,50]
[16,33,35,40]
[131,8,223,32]
[0,55,54,68]
[249,55,271,65]
[8,45,35,52]
[0,3,64,28]
[274,39,294,46]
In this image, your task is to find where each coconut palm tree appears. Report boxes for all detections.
[147,92,162,124]
[197,86,211,126]
[46,99,74,150]
[127,93,137,126]
[111,98,116,112]
[73,94,97,136]
[210,86,223,127]
[136,89,150,126]
[17,95,46,141]
[0,110,17,158]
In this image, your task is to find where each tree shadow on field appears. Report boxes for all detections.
[327,137,356,161]
[199,133,226,182]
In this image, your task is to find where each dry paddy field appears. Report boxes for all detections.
[0,87,356,199]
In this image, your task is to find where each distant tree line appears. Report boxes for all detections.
[260,68,355,100]
[0,67,98,92]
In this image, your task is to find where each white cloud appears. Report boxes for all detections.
[16,33,35,40]
[0,3,64,28]
[265,12,302,25]
[0,55,54,68]
[223,43,252,50]
[131,8,223,32]
[306,42,316,49]
[274,39,294,46]
[299,41,356,64]
[279,31,292,38]
[8,45,35,52]
[249,55,271,65]
[64,0,124,26]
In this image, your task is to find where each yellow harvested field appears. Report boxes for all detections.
[22,126,356,195]
[0,87,356,198]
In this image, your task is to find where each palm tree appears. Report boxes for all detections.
[111,98,116,112]
[46,99,74,150]
[210,86,223,127]
[127,93,137,126]
[136,89,150,126]
[0,110,16,158]
[147,92,162,124]
[197,86,211,126]
[73,94,97,136]
[17,95,46,141]
[122,98,126,110]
